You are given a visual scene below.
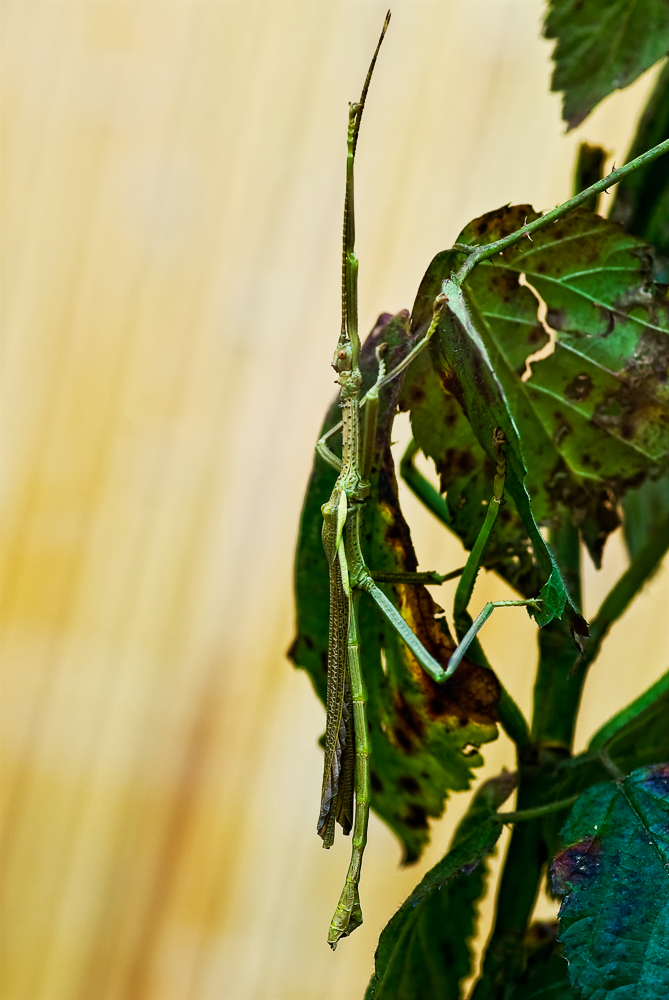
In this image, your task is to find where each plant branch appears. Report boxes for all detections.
[454,137,669,282]
[598,749,625,782]
[579,513,669,672]
[399,438,452,526]
[531,523,584,749]
[497,686,531,750]
[495,794,580,824]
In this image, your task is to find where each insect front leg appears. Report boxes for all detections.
[316,434,343,472]
[446,598,542,677]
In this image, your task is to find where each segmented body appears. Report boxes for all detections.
[318,387,365,848]
[318,484,354,846]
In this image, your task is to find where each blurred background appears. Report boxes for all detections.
[2,2,667,999]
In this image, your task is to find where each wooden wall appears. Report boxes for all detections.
[2,3,667,998]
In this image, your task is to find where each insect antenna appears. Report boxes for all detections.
[340,10,391,370]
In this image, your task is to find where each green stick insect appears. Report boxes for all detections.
[314,13,536,949]
[312,10,669,949]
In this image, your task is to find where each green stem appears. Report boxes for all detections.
[497,686,531,751]
[399,438,452,526]
[453,500,503,640]
[473,524,584,998]
[455,136,669,283]
[471,787,547,999]
[531,522,584,749]
[599,749,625,782]
[580,513,669,672]
[495,794,580,824]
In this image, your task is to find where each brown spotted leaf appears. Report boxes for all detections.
[290,313,500,863]
[407,206,669,569]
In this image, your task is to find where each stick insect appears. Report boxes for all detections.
[315,12,538,948]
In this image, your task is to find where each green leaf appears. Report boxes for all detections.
[610,60,669,282]
[538,671,669,864]
[410,205,669,570]
[552,763,669,999]
[366,771,517,1000]
[544,0,669,129]
[589,668,669,753]
[290,313,501,863]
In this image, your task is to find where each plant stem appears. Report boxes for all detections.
[472,523,584,999]
[599,749,625,782]
[531,523,584,749]
[497,686,531,750]
[399,438,452,526]
[454,137,669,282]
[470,783,547,999]
[580,513,669,671]
[495,793,580,824]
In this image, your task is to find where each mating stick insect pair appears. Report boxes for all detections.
[314,12,538,949]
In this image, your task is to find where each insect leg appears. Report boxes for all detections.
[360,577,447,683]
[316,435,343,472]
[361,344,387,482]
[446,598,541,678]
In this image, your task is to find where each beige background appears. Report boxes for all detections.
[2,3,667,999]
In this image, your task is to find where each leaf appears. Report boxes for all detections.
[610,60,669,282]
[290,313,501,863]
[410,205,669,569]
[551,763,669,999]
[539,671,669,864]
[589,668,669,754]
[366,771,517,1000]
[544,0,669,129]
